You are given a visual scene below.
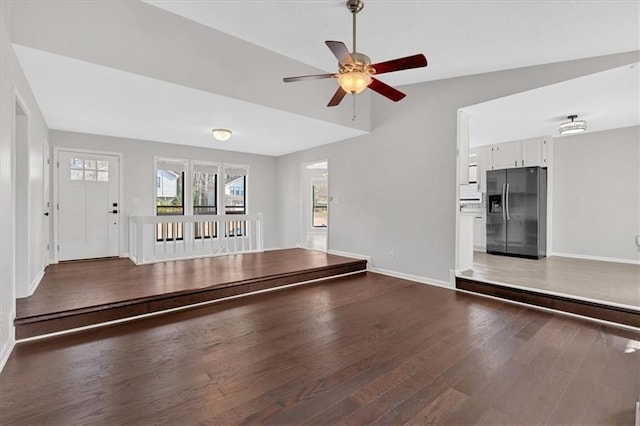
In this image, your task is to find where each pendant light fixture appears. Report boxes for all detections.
[559,115,587,135]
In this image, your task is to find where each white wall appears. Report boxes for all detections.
[0,1,49,370]
[553,125,639,262]
[49,131,281,253]
[277,51,640,284]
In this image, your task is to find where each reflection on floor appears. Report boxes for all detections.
[459,251,640,310]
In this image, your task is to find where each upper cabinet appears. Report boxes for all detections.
[469,136,552,192]
[491,141,521,169]
[521,137,550,167]
[490,137,551,170]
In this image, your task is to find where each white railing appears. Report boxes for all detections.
[129,213,263,265]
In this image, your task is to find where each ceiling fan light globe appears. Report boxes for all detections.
[337,72,372,94]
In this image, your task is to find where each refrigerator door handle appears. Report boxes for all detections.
[502,183,506,221]
[506,183,510,221]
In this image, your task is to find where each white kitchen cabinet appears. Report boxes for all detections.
[477,145,492,192]
[521,137,549,167]
[491,141,521,169]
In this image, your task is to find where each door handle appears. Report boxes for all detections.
[109,210,118,214]
[501,183,506,221]
[44,212,49,216]
[505,183,510,221]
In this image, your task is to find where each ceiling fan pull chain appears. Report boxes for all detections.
[352,94,357,121]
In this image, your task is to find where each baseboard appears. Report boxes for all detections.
[28,269,44,296]
[551,251,640,265]
[264,246,283,252]
[120,252,129,258]
[0,320,16,374]
[327,250,372,269]
[370,267,453,290]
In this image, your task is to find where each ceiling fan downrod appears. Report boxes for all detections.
[346,0,364,53]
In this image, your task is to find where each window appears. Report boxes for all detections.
[224,165,248,236]
[156,159,186,241]
[193,162,218,239]
[312,180,328,228]
[70,158,109,182]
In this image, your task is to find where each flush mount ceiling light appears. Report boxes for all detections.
[212,128,232,141]
[559,115,587,135]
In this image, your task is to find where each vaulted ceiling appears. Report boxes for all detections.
[8,0,639,155]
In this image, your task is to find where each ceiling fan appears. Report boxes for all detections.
[283,0,428,107]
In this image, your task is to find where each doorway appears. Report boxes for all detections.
[301,161,329,252]
[42,139,50,267]
[14,96,30,297]
[55,149,121,261]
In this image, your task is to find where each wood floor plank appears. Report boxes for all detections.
[1,271,638,425]
[461,251,640,308]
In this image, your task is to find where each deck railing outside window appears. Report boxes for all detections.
[129,213,263,265]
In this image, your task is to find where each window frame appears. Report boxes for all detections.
[192,160,220,239]
[154,156,188,241]
[311,177,328,228]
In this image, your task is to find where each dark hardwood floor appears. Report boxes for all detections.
[2,272,638,425]
[15,249,366,338]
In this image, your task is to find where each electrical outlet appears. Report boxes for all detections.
[387,251,394,261]
[636,235,640,251]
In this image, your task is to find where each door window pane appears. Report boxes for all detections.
[312,181,328,228]
[69,157,109,182]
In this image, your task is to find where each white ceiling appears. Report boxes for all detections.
[463,62,640,147]
[13,45,365,157]
[145,0,639,87]
[10,1,640,156]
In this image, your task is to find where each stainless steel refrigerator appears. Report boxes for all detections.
[486,167,547,258]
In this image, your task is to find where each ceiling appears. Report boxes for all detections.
[145,0,639,86]
[10,1,640,156]
[464,62,640,147]
[13,45,365,157]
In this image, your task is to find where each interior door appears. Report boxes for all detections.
[486,169,506,253]
[43,140,50,266]
[58,151,120,261]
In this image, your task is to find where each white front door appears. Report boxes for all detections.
[57,150,120,261]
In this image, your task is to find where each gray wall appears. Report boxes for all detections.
[49,131,281,252]
[553,125,639,261]
[0,1,49,368]
[277,51,639,284]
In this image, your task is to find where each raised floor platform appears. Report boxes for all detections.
[457,252,640,328]
[15,249,367,339]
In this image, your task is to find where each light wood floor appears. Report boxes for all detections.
[460,252,640,310]
[1,272,638,425]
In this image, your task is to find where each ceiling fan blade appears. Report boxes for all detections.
[325,41,354,66]
[283,74,335,83]
[371,54,427,75]
[327,87,347,107]
[368,78,406,102]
